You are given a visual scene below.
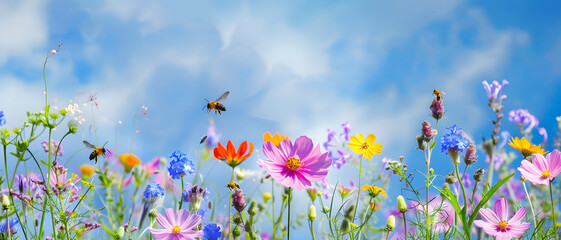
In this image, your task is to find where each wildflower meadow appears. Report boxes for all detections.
[0,48,560,240]
[2,2,561,240]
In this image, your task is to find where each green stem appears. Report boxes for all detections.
[310,220,316,240]
[272,181,276,240]
[179,176,184,210]
[402,212,407,239]
[352,155,363,224]
[288,187,292,240]
[228,168,235,240]
[522,181,537,227]
[455,164,467,208]
[550,184,557,239]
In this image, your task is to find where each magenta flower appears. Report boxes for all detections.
[517,149,561,185]
[474,198,530,240]
[258,136,331,190]
[149,208,203,240]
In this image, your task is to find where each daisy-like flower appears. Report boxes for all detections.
[517,149,561,185]
[263,132,290,148]
[258,136,331,190]
[474,198,530,240]
[213,140,253,168]
[347,133,383,159]
[361,185,388,198]
[149,208,203,240]
[508,137,548,158]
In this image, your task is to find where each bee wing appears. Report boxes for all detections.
[83,140,96,149]
[215,91,230,102]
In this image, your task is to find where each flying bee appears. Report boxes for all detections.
[203,91,229,115]
[226,182,240,190]
[433,89,446,101]
[83,140,108,164]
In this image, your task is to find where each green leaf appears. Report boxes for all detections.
[40,159,48,166]
[467,173,514,229]
[436,186,468,233]
[429,140,437,151]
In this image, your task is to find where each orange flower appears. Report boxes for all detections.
[78,164,96,178]
[214,140,254,168]
[263,132,290,147]
[119,154,141,173]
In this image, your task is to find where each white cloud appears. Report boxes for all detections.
[0,0,47,64]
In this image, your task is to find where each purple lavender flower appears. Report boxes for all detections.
[482,80,508,102]
[14,174,27,193]
[485,154,504,170]
[538,127,548,146]
[508,109,539,133]
[323,129,337,150]
[340,122,351,141]
[331,149,351,169]
[41,140,64,156]
[183,185,208,210]
[461,173,474,188]
[205,123,221,148]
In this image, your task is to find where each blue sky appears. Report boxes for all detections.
[1,0,561,236]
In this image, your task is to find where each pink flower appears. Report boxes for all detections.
[474,198,530,240]
[517,149,561,185]
[149,208,203,240]
[258,136,331,190]
[143,157,161,177]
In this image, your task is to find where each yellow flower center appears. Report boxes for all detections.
[172,226,181,234]
[542,170,551,178]
[498,221,508,230]
[361,142,369,150]
[286,157,302,170]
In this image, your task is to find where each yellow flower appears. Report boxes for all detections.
[508,137,548,158]
[361,185,388,197]
[263,132,291,147]
[78,164,96,178]
[347,133,383,159]
[119,154,141,173]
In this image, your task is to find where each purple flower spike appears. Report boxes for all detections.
[482,80,508,102]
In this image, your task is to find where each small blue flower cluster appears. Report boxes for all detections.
[441,125,470,154]
[0,218,19,235]
[143,182,165,199]
[167,150,195,179]
[203,223,222,240]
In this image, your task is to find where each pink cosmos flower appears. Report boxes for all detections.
[517,149,561,185]
[149,208,203,240]
[258,136,331,190]
[474,198,530,240]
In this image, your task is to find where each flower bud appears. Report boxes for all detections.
[416,135,427,150]
[116,226,125,239]
[148,208,158,225]
[473,168,485,182]
[308,205,317,221]
[340,219,350,232]
[232,225,242,237]
[421,120,434,141]
[16,140,29,152]
[344,204,355,220]
[448,147,461,165]
[441,183,450,198]
[68,120,79,134]
[464,144,477,165]
[232,190,245,212]
[430,98,444,120]
[233,212,243,225]
[2,195,10,210]
[245,220,253,233]
[397,195,407,213]
[322,206,330,214]
[386,215,396,231]
[188,185,207,212]
[445,173,457,184]
[133,166,148,186]
[248,201,258,216]
[482,139,494,157]
[263,192,272,203]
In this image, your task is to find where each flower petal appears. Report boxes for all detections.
[493,198,509,221]
[294,136,314,160]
